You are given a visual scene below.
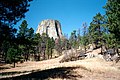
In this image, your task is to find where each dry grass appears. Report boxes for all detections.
[0,49,120,80]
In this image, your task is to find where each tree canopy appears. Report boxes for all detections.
[104,0,120,48]
[0,0,32,26]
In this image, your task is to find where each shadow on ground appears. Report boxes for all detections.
[0,67,10,70]
[2,66,83,80]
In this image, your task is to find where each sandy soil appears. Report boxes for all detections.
[0,49,120,80]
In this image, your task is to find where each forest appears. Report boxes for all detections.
[0,0,120,68]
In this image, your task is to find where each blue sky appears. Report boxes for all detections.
[16,0,107,36]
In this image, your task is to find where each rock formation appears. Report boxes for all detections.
[36,19,63,39]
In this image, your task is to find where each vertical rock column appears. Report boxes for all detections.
[36,19,63,39]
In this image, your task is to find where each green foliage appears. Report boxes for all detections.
[80,35,89,47]
[77,28,81,47]
[0,0,54,62]
[6,48,17,63]
[0,0,32,63]
[55,38,62,55]
[45,37,55,58]
[69,30,77,48]
[33,33,42,54]
[61,38,71,50]
[17,20,34,61]
[45,37,50,58]
[104,0,120,48]
[0,0,32,25]
[1,0,120,64]
[88,13,105,47]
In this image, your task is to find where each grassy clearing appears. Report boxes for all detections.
[0,52,120,80]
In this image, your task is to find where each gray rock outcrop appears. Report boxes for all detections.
[36,19,63,39]
[103,49,120,62]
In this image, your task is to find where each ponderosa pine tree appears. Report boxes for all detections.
[0,0,32,47]
[0,0,32,25]
[0,0,32,63]
[17,20,28,61]
[45,37,50,59]
[104,0,120,49]
[50,37,55,58]
[82,23,87,53]
[17,20,34,61]
[55,38,62,56]
[88,13,105,49]
[33,33,42,61]
[69,30,77,48]
[77,28,81,48]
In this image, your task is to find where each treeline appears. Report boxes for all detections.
[0,0,120,67]
[0,19,71,67]
[69,0,120,54]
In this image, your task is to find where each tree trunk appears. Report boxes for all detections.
[39,47,41,61]
[26,50,29,61]
[13,58,15,68]
[48,54,49,59]
[85,46,86,54]
[39,53,40,61]
[101,45,102,54]
[51,49,52,59]
[43,50,45,60]
[13,61,15,68]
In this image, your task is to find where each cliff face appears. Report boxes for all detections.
[36,19,63,39]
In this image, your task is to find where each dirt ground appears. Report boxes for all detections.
[0,49,120,80]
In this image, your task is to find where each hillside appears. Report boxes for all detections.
[0,49,120,80]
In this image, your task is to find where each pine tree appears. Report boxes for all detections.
[104,0,120,49]
[0,0,32,63]
[45,37,50,59]
[7,48,17,67]
[17,20,34,61]
[0,0,32,26]
[69,30,77,48]
[88,13,105,49]
[41,33,48,60]
[50,37,55,58]
[55,38,62,55]
[82,23,88,53]
[33,33,42,61]
[77,28,81,47]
